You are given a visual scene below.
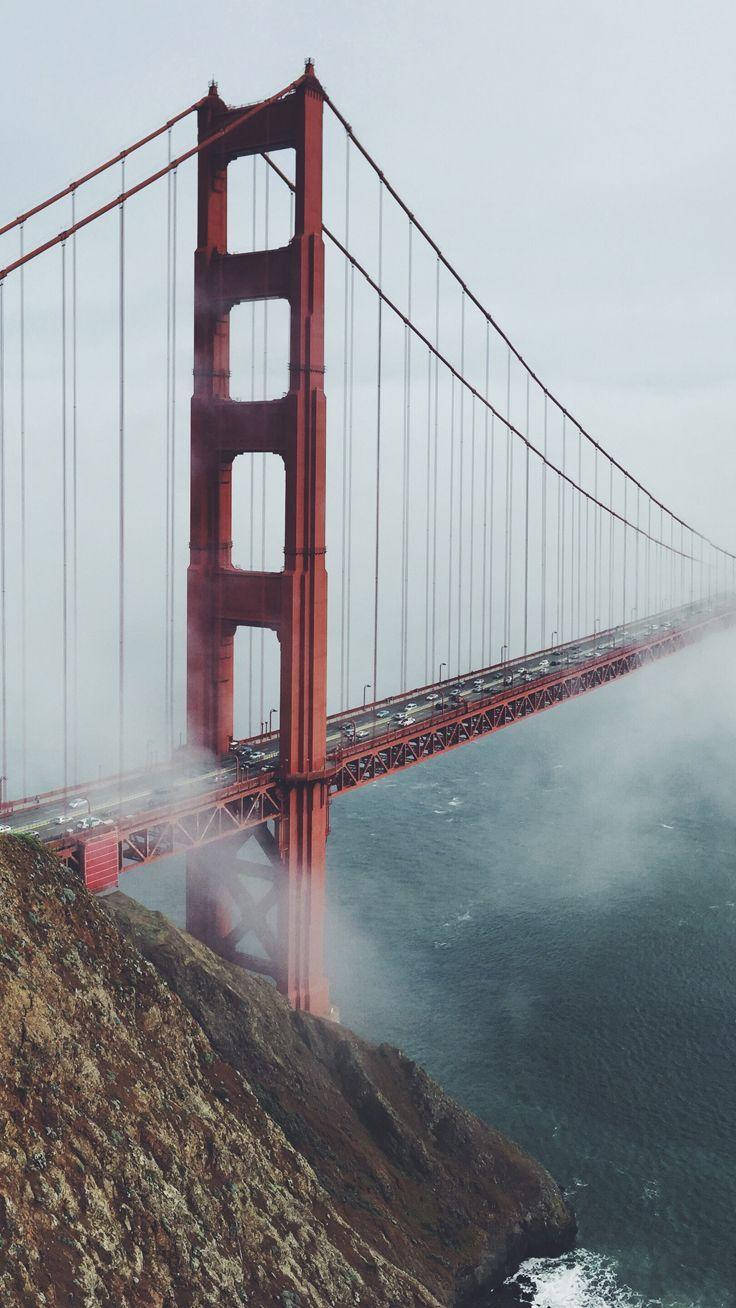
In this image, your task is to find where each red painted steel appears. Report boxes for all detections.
[185,65,330,1015]
[51,605,736,892]
[80,830,120,893]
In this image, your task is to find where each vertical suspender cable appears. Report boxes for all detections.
[576,428,582,639]
[504,349,511,654]
[248,157,257,733]
[405,228,413,688]
[19,225,27,794]
[165,135,172,751]
[339,136,350,709]
[61,242,68,791]
[260,166,269,727]
[0,281,6,803]
[71,191,79,781]
[622,477,628,627]
[371,181,384,700]
[456,291,465,676]
[523,374,530,656]
[346,260,355,703]
[555,469,561,641]
[118,160,126,783]
[447,377,455,673]
[481,324,491,667]
[592,448,598,632]
[584,497,590,634]
[469,395,476,667]
[635,487,640,620]
[541,393,547,645]
[169,164,178,749]
[424,338,432,683]
[430,259,440,677]
[608,463,614,627]
[400,221,413,690]
[560,417,566,643]
[647,499,652,615]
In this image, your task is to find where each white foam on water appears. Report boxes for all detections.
[504,1249,660,1308]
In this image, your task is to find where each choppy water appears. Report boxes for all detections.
[122,631,736,1307]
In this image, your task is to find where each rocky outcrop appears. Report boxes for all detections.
[0,835,574,1307]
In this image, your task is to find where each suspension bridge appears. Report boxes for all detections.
[1,63,734,1014]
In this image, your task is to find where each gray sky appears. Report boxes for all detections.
[2,0,735,788]
[3,0,735,541]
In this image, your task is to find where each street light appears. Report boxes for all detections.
[269,707,278,734]
[439,661,447,682]
[363,682,371,707]
[551,630,558,647]
[500,643,508,664]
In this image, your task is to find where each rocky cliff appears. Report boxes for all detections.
[0,834,574,1306]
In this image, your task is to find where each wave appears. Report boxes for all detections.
[503,1250,661,1308]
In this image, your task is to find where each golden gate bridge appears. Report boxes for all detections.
[1,63,734,1014]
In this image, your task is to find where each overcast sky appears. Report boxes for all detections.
[2,0,736,790]
[3,0,735,545]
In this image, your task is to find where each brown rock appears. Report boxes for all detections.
[0,835,574,1307]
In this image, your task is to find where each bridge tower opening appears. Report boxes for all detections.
[186,64,330,1016]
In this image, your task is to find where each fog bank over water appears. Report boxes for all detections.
[327,629,736,1307]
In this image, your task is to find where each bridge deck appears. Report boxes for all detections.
[2,598,733,879]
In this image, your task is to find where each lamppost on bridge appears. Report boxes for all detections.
[362,683,371,708]
[551,631,558,649]
[269,707,278,734]
[500,644,508,664]
[437,662,447,709]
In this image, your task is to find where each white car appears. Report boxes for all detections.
[69,798,87,810]
[425,693,440,702]
[405,701,418,710]
[375,709,391,719]
[0,824,11,834]
[402,716,416,726]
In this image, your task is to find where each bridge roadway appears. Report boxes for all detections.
[1,597,734,877]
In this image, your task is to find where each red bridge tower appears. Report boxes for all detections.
[186,65,329,1015]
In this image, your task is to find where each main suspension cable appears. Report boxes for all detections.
[0,74,307,282]
[0,96,207,240]
[321,92,722,557]
[260,148,719,567]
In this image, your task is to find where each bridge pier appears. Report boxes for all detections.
[185,797,329,1016]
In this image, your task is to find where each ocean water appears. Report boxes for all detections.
[121,630,736,1307]
[325,631,736,1308]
